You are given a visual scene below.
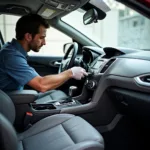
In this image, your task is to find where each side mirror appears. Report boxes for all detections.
[83,9,98,25]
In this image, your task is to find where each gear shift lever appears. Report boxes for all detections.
[67,86,77,102]
[65,86,77,102]
[69,86,78,97]
[57,86,78,105]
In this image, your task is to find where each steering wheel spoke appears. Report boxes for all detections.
[58,42,78,73]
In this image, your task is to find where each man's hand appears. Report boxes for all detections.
[71,67,88,80]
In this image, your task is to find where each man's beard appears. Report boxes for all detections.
[30,44,42,52]
[32,47,40,52]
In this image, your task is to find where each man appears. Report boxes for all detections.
[0,14,87,93]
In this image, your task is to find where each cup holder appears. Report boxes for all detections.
[31,103,56,110]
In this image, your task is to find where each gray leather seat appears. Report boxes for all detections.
[0,90,104,150]
[36,90,68,104]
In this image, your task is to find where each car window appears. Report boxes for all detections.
[62,1,150,50]
[0,15,72,56]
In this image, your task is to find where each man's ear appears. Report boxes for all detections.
[24,33,32,42]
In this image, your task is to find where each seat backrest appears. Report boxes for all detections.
[0,90,16,124]
[0,90,17,150]
[0,113,18,150]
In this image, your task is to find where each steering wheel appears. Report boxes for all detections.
[58,42,78,73]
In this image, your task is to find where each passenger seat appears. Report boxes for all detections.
[0,90,104,150]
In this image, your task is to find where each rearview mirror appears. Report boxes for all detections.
[83,9,98,25]
[83,8,106,25]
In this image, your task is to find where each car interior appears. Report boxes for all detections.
[0,0,150,150]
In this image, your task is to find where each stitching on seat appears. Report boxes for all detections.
[61,123,75,144]
[20,116,74,140]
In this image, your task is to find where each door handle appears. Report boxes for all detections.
[54,61,61,66]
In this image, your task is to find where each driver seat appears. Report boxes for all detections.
[35,90,68,104]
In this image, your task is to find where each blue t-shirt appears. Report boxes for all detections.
[0,39,39,91]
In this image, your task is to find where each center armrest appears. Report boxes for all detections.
[7,90,38,104]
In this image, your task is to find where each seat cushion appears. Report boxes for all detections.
[35,90,68,104]
[18,114,104,150]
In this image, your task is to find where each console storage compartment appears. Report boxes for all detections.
[31,103,56,110]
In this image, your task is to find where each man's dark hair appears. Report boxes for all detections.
[16,14,49,40]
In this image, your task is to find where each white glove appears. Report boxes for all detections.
[71,67,88,80]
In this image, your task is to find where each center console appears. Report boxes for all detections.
[31,99,81,111]
[29,86,82,114]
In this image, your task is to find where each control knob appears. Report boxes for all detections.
[86,80,97,89]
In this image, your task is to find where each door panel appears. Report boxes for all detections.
[27,55,71,93]
[27,56,63,76]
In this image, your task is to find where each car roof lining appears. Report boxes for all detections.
[0,0,89,19]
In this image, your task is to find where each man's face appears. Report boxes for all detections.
[29,25,47,52]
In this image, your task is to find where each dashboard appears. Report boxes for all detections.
[81,45,150,119]
[82,46,136,74]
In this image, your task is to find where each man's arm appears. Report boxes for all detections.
[27,69,72,92]
[27,67,87,92]
[4,53,87,92]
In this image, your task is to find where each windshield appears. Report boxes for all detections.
[62,0,150,50]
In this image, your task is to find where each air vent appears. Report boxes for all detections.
[135,74,150,87]
[100,58,116,73]
[140,75,150,83]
